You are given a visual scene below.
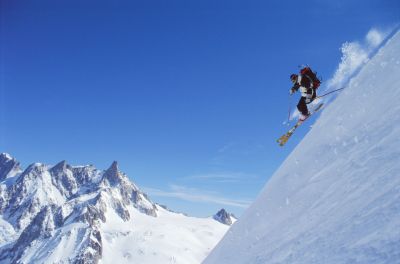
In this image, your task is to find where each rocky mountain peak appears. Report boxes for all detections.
[213,208,236,225]
[0,154,230,263]
[0,153,22,181]
[110,161,118,171]
[51,160,69,172]
[103,161,123,186]
[0,153,13,161]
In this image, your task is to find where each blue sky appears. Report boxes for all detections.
[1,0,399,217]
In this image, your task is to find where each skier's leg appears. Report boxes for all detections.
[297,97,309,116]
[311,90,317,100]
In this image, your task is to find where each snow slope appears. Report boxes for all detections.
[100,205,227,264]
[204,31,400,264]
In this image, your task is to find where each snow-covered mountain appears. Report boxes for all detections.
[0,154,231,264]
[204,31,400,264]
[213,209,237,226]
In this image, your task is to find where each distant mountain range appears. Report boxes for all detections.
[0,153,233,264]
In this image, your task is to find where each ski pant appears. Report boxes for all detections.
[297,93,316,116]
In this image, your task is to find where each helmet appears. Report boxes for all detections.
[290,74,298,83]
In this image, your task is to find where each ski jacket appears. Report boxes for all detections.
[291,74,315,98]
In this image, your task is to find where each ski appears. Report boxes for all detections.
[277,103,324,146]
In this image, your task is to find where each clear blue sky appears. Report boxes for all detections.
[1,0,399,217]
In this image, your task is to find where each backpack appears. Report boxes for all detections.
[300,66,321,90]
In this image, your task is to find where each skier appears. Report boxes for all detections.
[289,72,318,121]
[277,68,325,146]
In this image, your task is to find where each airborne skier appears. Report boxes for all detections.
[289,67,321,121]
[277,67,322,146]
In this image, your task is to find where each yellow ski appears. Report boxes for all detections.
[277,103,324,146]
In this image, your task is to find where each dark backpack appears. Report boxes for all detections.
[300,67,321,90]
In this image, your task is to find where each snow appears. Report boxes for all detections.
[204,30,400,264]
[0,153,13,160]
[138,193,155,211]
[20,223,89,264]
[100,205,228,264]
[327,28,390,90]
[0,156,230,264]
[0,216,16,245]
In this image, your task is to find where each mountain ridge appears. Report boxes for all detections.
[0,153,231,263]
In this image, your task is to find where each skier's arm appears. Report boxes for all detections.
[290,84,300,95]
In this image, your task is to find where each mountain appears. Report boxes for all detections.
[0,153,22,181]
[204,31,400,264]
[0,154,230,264]
[213,209,236,226]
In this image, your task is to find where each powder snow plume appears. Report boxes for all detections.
[327,27,391,89]
[289,27,392,121]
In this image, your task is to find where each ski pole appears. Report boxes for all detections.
[288,95,292,123]
[317,87,345,98]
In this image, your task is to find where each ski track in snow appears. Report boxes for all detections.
[204,30,400,264]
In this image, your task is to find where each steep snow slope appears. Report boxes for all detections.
[204,31,400,264]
